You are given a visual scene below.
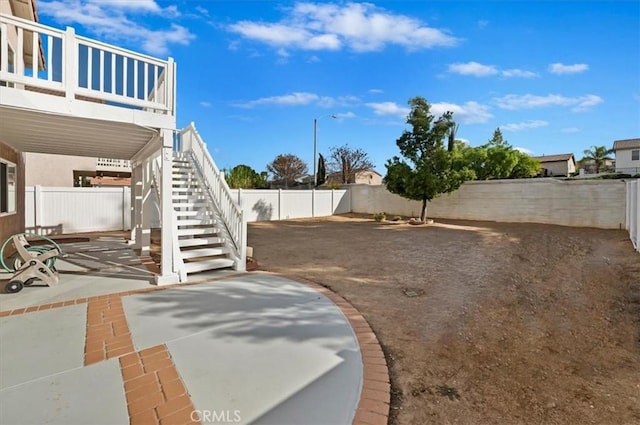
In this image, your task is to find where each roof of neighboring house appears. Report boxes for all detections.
[531,153,575,163]
[326,169,381,177]
[612,138,640,150]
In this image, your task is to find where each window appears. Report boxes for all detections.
[632,150,639,161]
[0,159,17,215]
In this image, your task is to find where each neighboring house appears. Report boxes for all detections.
[532,154,576,177]
[613,138,640,175]
[1,0,246,284]
[24,152,131,186]
[325,169,383,185]
[577,158,615,174]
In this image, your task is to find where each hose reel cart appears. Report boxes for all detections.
[1,233,64,294]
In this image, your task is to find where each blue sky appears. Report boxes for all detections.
[37,0,640,174]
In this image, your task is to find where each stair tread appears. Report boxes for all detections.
[177,219,217,226]
[178,237,225,247]
[183,258,234,273]
[176,227,220,236]
[181,247,229,258]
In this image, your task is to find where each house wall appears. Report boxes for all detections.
[0,140,25,242]
[350,179,627,229]
[615,148,640,174]
[355,171,383,185]
[541,160,574,176]
[25,152,96,186]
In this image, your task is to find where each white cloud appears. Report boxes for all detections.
[228,2,458,54]
[195,6,210,17]
[200,101,211,108]
[448,62,537,78]
[93,0,161,12]
[478,20,489,29]
[366,102,411,117]
[317,95,360,108]
[561,127,581,133]
[514,147,533,155]
[38,0,194,55]
[501,69,538,78]
[366,100,492,124]
[548,63,589,75]
[494,93,603,111]
[368,89,384,94]
[448,62,498,77]
[501,120,549,132]
[234,92,359,109]
[307,55,321,63]
[430,101,493,124]
[235,92,319,108]
[335,111,356,119]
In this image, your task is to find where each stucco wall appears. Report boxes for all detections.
[0,140,25,242]
[350,179,627,229]
[25,152,96,187]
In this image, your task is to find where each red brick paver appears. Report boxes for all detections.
[120,346,199,425]
[84,295,135,365]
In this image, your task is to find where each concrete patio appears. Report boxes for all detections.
[0,239,390,425]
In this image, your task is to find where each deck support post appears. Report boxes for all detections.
[155,128,180,285]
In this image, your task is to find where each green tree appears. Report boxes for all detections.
[384,96,474,222]
[462,128,539,179]
[316,154,327,187]
[581,145,614,173]
[267,154,308,188]
[224,164,262,189]
[510,152,541,178]
[328,144,374,184]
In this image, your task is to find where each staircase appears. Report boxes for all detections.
[170,152,237,276]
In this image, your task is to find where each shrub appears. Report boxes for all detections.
[373,212,386,222]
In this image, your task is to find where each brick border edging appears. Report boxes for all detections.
[280,273,391,425]
[0,273,239,317]
[0,270,391,424]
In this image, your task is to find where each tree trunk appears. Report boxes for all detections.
[420,198,427,222]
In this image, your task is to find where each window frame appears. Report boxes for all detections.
[0,158,17,216]
[631,149,639,161]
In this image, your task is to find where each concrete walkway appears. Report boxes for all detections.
[0,271,390,425]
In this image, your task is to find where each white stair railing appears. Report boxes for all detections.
[151,154,186,279]
[178,123,246,271]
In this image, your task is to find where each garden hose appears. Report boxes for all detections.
[0,233,63,273]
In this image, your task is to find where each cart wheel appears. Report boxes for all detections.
[23,278,37,286]
[5,280,24,294]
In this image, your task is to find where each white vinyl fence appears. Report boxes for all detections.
[26,186,134,234]
[626,180,639,252]
[229,189,351,222]
[25,186,350,234]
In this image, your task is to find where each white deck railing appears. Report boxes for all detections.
[179,124,247,268]
[0,13,175,115]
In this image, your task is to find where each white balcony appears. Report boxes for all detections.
[0,13,176,159]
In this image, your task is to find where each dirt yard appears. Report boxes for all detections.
[247,215,640,425]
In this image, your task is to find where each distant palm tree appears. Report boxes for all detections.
[582,145,614,173]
